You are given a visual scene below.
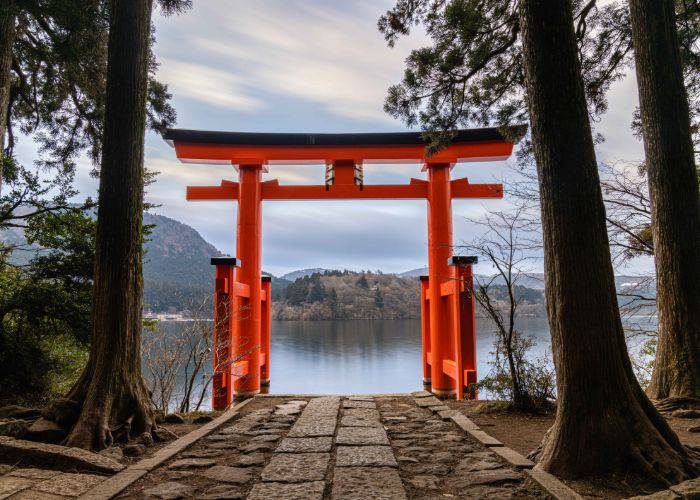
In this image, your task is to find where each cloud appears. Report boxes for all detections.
[155,1,424,124]
[156,59,265,112]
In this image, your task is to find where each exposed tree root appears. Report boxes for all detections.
[530,389,699,487]
[653,396,700,413]
[49,360,156,451]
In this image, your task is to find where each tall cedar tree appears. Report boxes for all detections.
[629,0,700,409]
[519,0,696,482]
[0,1,14,194]
[63,0,155,450]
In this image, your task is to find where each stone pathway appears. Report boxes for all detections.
[113,394,552,499]
[0,465,105,499]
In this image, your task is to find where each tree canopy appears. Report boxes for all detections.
[379,0,699,152]
[5,0,189,170]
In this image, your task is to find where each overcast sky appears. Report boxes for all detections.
[17,0,654,277]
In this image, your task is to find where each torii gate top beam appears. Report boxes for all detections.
[163,126,523,166]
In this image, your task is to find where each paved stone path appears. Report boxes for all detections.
[0,466,105,498]
[108,394,550,499]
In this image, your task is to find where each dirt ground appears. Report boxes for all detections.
[448,399,700,499]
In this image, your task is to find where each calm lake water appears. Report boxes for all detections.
[156,318,553,409]
[267,318,551,394]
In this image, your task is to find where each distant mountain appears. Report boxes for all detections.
[143,213,289,312]
[280,268,328,281]
[142,213,221,312]
[1,210,654,316]
[397,267,428,278]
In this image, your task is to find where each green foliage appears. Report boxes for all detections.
[284,276,310,306]
[380,0,700,158]
[307,278,327,303]
[378,0,633,148]
[630,337,657,390]
[275,271,421,321]
[6,0,187,170]
[356,274,369,289]
[0,206,94,403]
[374,287,384,309]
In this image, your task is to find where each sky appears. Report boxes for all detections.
[17,0,654,277]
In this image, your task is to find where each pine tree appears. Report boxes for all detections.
[328,288,339,316]
[308,279,327,303]
[356,274,369,289]
[374,287,384,309]
[0,0,186,206]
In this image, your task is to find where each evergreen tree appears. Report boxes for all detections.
[61,0,190,451]
[378,0,699,150]
[374,287,384,309]
[518,0,694,482]
[356,274,369,289]
[629,0,700,409]
[328,287,339,316]
[308,279,326,303]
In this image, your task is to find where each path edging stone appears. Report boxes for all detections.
[77,397,254,500]
[492,446,535,469]
[526,466,584,500]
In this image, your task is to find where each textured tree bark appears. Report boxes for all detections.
[519,0,697,483]
[0,1,16,196]
[629,0,700,410]
[64,0,155,450]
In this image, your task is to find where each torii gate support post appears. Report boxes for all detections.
[426,163,456,397]
[210,257,238,410]
[449,256,478,400]
[261,276,271,386]
[419,275,431,385]
[233,164,263,397]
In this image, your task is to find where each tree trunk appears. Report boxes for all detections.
[63,0,155,450]
[628,0,700,410]
[519,0,697,484]
[0,1,16,196]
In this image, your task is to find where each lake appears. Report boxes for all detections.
[267,318,552,394]
[155,318,553,409]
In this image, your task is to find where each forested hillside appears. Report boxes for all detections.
[272,270,546,320]
[142,213,219,312]
[272,270,420,320]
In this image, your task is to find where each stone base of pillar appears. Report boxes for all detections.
[233,390,260,400]
[431,388,457,399]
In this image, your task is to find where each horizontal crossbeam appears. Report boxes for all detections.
[187,178,503,201]
[165,127,522,165]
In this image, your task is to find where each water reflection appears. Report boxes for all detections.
[266,318,552,394]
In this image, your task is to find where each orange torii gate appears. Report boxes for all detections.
[164,128,519,408]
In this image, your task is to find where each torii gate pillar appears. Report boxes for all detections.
[234,165,264,397]
[426,163,456,396]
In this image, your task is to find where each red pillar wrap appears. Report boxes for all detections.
[451,259,478,400]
